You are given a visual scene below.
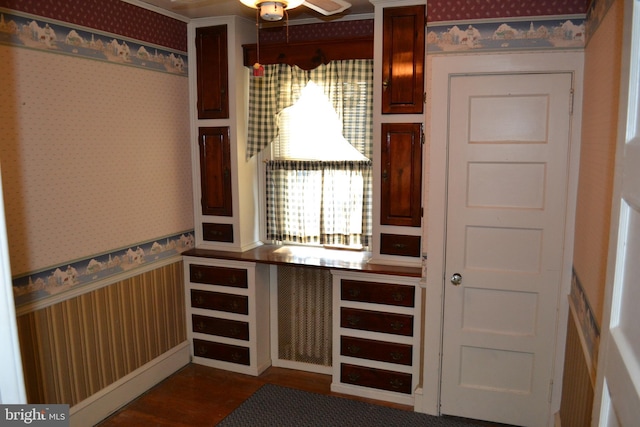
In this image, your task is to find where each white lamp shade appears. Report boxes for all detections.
[239,0,305,10]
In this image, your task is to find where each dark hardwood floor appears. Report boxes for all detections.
[98,363,507,426]
[97,364,412,426]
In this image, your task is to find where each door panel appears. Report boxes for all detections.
[595,1,640,424]
[441,73,572,426]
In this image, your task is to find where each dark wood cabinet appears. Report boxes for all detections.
[332,272,421,404]
[341,364,412,394]
[381,5,425,114]
[195,25,229,119]
[185,257,270,376]
[199,127,233,217]
[379,233,421,258]
[341,279,415,307]
[380,123,422,227]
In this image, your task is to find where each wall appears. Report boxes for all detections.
[560,0,622,424]
[0,0,192,415]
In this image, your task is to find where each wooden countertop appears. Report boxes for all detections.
[183,245,422,278]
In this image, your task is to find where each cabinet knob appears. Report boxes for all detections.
[346,315,361,327]
[347,288,361,298]
[382,79,390,89]
[390,351,404,361]
[389,378,404,389]
[391,292,405,302]
[347,372,361,382]
[390,320,404,331]
[346,344,361,355]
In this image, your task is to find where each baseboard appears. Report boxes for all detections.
[70,341,190,427]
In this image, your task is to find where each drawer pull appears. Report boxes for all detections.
[347,288,361,298]
[229,275,238,284]
[194,295,204,305]
[390,352,404,361]
[389,378,404,390]
[346,344,361,355]
[390,320,404,330]
[194,270,203,280]
[228,327,240,337]
[346,315,361,327]
[231,352,242,362]
[228,300,239,311]
[347,372,361,382]
[391,292,405,302]
[195,321,206,331]
[195,345,207,356]
[393,243,407,249]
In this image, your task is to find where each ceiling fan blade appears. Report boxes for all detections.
[303,0,351,15]
[169,0,212,10]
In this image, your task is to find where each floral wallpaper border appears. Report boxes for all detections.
[570,268,600,383]
[0,8,187,76]
[12,230,195,308]
[427,15,586,54]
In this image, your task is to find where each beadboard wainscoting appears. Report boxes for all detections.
[559,301,595,426]
[15,260,188,426]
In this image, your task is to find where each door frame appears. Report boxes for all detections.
[417,52,584,418]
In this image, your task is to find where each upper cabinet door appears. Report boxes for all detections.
[380,122,423,227]
[381,5,425,114]
[199,127,233,217]
[196,25,229,119]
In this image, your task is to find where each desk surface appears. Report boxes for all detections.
[183,245,422,278]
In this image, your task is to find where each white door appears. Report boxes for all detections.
[593,1,640,425]
[440,72,573,426]
[0,164,26,404]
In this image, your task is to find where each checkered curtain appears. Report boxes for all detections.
[246,59,373,159]
[266,160,372,248]
[249,59,373,248]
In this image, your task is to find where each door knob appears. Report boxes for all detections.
[450,273,462,286]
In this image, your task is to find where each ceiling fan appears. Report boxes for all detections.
[170,0,352,21]
[240,0,351,20]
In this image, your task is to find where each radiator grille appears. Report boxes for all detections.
[277,265,332,367]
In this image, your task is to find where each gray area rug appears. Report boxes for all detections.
[217,384,485,426]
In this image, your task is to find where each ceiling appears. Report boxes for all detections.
[127,0,375,22]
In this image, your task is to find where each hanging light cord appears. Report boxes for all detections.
[256,7,260,64]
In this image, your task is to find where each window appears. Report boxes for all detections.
[247,60,373,249]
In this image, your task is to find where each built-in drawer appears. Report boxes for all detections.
[341,336,412,366]
[340,307,413,336]
[341,279,415,307]
[189,264,248,288]
[202,223,234,243]
[379,233,421,258]
[192,314,249,341]
[341,363,412,394]
[191,289,248,315]
[193,339,250,365]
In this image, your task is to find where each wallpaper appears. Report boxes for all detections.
[0,0,187,51]
[427,0,587,22]
[1,42,193,305]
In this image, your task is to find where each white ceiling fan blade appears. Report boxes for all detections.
[303,0,351,15]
